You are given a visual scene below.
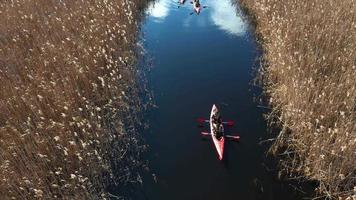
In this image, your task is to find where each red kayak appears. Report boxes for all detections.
[198,105,239,161]
[209,104,225,160]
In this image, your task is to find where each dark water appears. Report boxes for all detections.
[138,0,313,199]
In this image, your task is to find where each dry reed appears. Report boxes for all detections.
[238,0,356,198]
[0,0,149,199]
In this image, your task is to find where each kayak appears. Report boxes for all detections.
[198,105,239,160]
[191,1,201,14]
[209,104,225,160]
[179,0,186,4]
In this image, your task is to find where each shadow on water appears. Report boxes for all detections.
[127,0,317,199]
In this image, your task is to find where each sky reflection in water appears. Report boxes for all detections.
[146,0,170,21]
[146,0,247,36]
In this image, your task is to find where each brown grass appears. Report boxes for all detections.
[238,0,356,198]
[0,0,149,198]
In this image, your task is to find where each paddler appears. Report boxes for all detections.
[212,110,222,137]
[178,0,186,8]
[216,124,223,140]
[179,0,186,4]
[212,110,222,125]
[193,0,200,6]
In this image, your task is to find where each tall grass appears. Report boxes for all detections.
[238,0,356,198]
[0,0,149,198]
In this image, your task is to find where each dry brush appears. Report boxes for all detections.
[0,0,149,199]
[238,0,356,198]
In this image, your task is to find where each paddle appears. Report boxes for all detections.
[197,118,234,126]
[223,121,235,126]
[201,132,240,141]
[197,118,208,124]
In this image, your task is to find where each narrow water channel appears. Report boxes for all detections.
[138,0,312,199]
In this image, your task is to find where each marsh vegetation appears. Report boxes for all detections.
[0,0,149,198]
[238,0,356,198]
[1,0,355,199]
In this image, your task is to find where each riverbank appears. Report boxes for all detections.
[0,0,149,198]
[238,0,355,198]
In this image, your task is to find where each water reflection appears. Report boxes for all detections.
[146,0,171,22]
[146,0,247,35]
[209,0,246,36]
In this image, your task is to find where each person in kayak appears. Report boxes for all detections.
[193,0,200,6]
[212,110,223,138]
[179,0,186,4]
[216,123,223,140]
[212,111,222,125]
[178,0,186,8]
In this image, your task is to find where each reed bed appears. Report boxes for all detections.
[0,0,149,199]
[238,0,356,198]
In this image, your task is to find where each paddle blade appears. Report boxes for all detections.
[224,121,234,126]
[197,118,208,123]
[201,132,211,136]
[226,135,240,141]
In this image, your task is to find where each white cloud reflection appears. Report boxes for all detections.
[146,0,247,36]
[209,0,247,36]
[146,0,171,22]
